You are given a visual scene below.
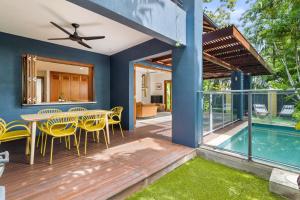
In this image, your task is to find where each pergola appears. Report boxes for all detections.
[149,15,272,79]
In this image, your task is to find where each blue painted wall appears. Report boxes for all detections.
[231,71,244,119]
[172,0,203,147]
[0,32,110,122]
[243,74,251,113]
[68,0,186,45]
[110,39,172,130]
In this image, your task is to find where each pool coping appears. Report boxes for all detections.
[198,146,300,179]
[204,121,248,146]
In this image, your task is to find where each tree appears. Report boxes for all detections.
[204,0,238,27]
[242,0,300,90]
[242,0,300,118]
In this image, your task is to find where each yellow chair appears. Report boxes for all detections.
[68,107,87,112]
[0,118,31,155]
[78,113,108,154]
[108,106,124,138]
[69,107,88,146]
[36,109,62,154]
[42,114,80,164]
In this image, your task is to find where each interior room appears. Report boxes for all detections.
[135,66,172,123]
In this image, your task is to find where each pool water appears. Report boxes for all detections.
[219,124,300,169]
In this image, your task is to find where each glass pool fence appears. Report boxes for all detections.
[201,89,300,170]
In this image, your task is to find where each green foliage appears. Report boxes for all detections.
[242,0,300,89]
[204,0,238,27]
[203,78,231,91]
[128,157,283,200]
[242,0,300,120]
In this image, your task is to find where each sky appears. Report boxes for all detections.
[204,0,251,30]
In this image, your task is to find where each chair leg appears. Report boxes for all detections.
[96,131,100,143]
[85,131,88,155]
[73,130,79,147]
[65,137,68,149]
[50,137,55,164]
[119,123,124,138]
[43,134,48,157]
[25,137,30,155]
[37,131,41,148]
[68,136,71,150]
[92,132,96,142]
[112,125,115,135]
[73,134,80,157]
[41,132,44,153]
[78,129,82,147]
[103,129,108,149]
[40,133,44,154]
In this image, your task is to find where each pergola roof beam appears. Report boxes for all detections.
[203,52,241,72]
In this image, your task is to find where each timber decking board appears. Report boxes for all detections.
[0,120,193,200]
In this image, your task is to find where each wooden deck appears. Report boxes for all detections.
[0,120,194,200]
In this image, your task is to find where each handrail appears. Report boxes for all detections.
[199,89,299,94]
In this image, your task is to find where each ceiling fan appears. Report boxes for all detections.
[48,22,105,49]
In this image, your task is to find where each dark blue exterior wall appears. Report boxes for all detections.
[231,71,244,119]
[110,39,172,130]
[243,74,251,113]
[0,32,110,122]
[172,0,203,148]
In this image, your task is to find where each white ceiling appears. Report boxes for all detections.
[0,0,152,55]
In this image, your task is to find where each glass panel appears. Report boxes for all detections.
[202,90,300,170]
[203,94,210,133]
[212,94,223,130]
[223,93,232,124]
[250,91,299,169]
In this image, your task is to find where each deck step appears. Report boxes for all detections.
[109,148,196,200]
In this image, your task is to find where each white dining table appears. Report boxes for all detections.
[21,109,113,165]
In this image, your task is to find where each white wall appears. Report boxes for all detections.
[136,70,143,103]
[135,68,171,104]
[150,73,171,103]
[135,71,151,104]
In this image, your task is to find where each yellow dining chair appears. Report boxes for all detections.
[37,109,62,153]
[108,106,124,138]
[68,107,87,112]
[69,107,88,146]
[0,118,31,155]
[42,114,80,164]
[78,113,108,154]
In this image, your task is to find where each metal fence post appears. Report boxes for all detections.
[222,93,225,127]
[248,92,252,161]
[231,93,233,121]
[209,94,213,132]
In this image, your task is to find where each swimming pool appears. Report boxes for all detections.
[219,123,300,169]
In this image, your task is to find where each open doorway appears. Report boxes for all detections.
[134,64,172,127]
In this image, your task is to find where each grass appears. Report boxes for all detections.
[128,157,283,200]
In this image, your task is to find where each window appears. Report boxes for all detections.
[22,54,94,105]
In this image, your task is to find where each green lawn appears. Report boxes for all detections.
[128,157,283,200]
